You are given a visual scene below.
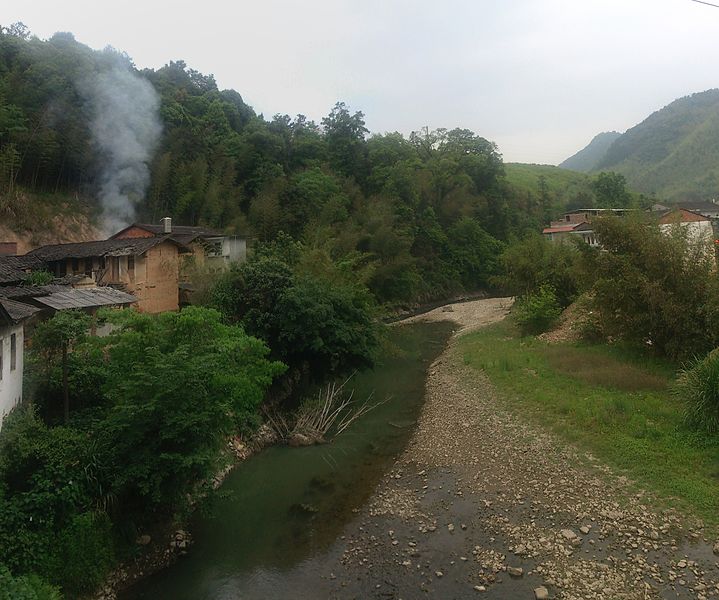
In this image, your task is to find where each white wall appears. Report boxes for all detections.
[659,221,714,248]
[222,236,247,263]
[0,323,23,429]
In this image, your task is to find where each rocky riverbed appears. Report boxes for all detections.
[323,298,719,599]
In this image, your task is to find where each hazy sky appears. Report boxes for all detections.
[5,0,719,164]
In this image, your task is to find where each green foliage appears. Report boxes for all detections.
[676,349,719,435]
[2,307,283,594]
[211,247,379,381]
[31,310,92,423]
[32,310,91,362]
[95,307,285,511]
[513,285,562,336]
[49,512,114,595]
[0,564,60,600]
[446,217,504,289]
[581,216,719,359]
[24,270,53,286]
[590,171,632,208]
[0,408,102,590]
[503,163,596,224]
[495,234,579,307]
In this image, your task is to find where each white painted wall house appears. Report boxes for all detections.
[0,299,41,429]
[0,319,23,428]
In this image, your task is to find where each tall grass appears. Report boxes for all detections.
[676,349,719,434]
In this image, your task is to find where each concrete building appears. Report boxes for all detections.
[542,222,599,246]
[657,208,716,252]
[543,208,635,247]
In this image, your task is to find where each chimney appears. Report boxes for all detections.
[161,216,172,234]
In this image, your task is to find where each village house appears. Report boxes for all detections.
[657,207,718,266]
[26,236,187,313]
[671,200,719,219]
[542,208,634,246]
[111,217,247,272]
[0,299,38,429]
[0,253,137,428]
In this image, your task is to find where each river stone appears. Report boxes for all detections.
[534,586,550,600]
[288,432,314,447]
[560,529,577,541]
[713,541,719,555]
[507,566,523,578]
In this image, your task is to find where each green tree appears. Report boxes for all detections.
[322,102,368,181]
[591,171,632,208]
[581,216,719,358]
[95,307,285,513]
[31,310,92,423]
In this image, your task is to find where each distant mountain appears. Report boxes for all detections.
[594,89,719,201]
[559,131,621,172]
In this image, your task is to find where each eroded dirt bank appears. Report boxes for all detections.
[324,298,719,600]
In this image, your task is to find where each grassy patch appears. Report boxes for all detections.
[459,319,719,526]
[543,345,668,392]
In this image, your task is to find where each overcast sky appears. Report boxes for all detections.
[4,0,719,164]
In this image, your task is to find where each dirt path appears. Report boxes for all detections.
[326,298,719,600]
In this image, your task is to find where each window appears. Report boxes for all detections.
[71,258,79,273]
[205,240,223,257]
[10,333,16,371]
[128,255,135,277]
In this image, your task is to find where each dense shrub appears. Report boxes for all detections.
[581,216,719,359]
[50,512,114,595]
[95,307,285,514]
[0,409,92,576]
[211,247,380,380]
[676,349,719,434]
[513,285,562,336]
[0,564,60,600]
[0,307,284,594]
[495,234,580,307]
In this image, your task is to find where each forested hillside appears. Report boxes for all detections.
[559,131,621,172]
[593,89,719,201]
[0,24,627,306]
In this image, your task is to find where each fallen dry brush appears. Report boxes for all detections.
[265,374,386,445]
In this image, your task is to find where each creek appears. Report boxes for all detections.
[123,320,455,600]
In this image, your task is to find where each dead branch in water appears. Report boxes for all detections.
[265,373,387,445]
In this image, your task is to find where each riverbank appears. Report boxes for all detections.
[326,297,719,599]
[91,424,279,600]
[120,320,458,599]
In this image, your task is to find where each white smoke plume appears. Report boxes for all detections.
[85,64,162,234]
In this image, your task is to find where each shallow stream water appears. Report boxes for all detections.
[123,321,455,600]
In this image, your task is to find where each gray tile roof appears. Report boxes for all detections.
[674,201,719,213]
[0,255,44,283]
[112,223,224,245]
[27,237,187,262]
[0,298,42,322]
[31,287,137,310]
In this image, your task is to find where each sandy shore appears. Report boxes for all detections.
[326,297,719,599]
